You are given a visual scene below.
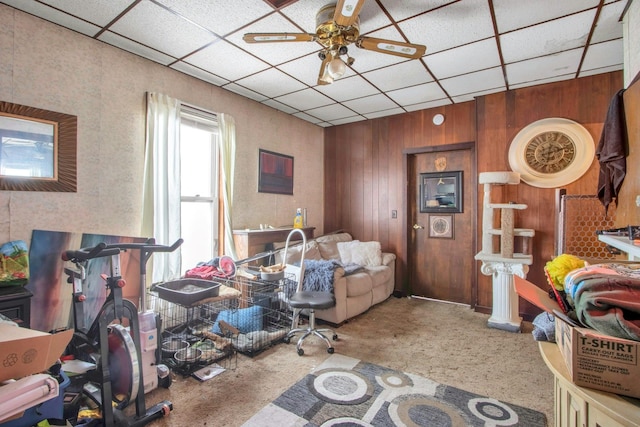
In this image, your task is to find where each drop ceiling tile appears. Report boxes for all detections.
[304,103,358,121]
[493,0,599,33]
[509,73,574,89]
[234,67,307,99]
[581,39,623,72]
[500,10,596,63]
[293,111,324,124]
[364,107,405,119]
[424,38,500,79]
[354,0,393,33]
[579,64,623,78]
[387,81,447,106]
[154,0,273,36]
[226,12,321,66]
[274,88,334,110]
[329,115,367,126]
[262,99,299,114]
[398,0,495,55]
[316,122,333,127]
[342,93,398,114]
[362,60,432,92]
[1,0,101,36]
[222,83,269,102]
[99,31,177,65]
[450,86,507,103]
[506,49,583,86]
[314,75,379,102]
[170,61,229,86]
[277,54,327,87]
[39,0,133,27]
[404,98,451,112]
[439,67,505,97]
[185,40,269,81]
[591,1,625,43]
[377,0,458,23]
[108,0,217,59]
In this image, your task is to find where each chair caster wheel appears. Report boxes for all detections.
[297,348,304,356]
[283,337,291,344]
[332,334,338,341]
[327,347,334,354]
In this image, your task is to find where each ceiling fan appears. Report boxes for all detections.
[243,0,427,85]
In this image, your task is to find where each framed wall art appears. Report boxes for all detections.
[429,214,454,239]
[419,170,463,213]
[258,149,294,195]
[0,101,77,192]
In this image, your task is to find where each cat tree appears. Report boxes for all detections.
[474,171,534,332]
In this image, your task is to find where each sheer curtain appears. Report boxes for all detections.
[142,92,182,284]
[218,113,237,259]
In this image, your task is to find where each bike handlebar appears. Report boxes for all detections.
[103,238,183,253]
[61,239,183,263]
[61,242,121,262]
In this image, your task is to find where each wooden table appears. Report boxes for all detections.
[539,341,640,427]
[233,227,315,263]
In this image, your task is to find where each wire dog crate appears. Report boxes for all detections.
[149,273,293,377]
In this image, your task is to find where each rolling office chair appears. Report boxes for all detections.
[282,229,338,356]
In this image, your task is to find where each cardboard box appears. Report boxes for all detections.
[515,276,640,399]
[0,325,73,382]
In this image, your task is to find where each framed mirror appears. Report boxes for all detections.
[419,170,463,213]
[0,101,77,192]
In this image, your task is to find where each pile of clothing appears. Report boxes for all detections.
[534,254,640,342]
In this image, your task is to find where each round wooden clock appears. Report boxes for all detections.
[508,118,594,188]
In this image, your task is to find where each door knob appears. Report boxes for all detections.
[413,224,424,229]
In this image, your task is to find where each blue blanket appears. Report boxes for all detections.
[302,260,340,293]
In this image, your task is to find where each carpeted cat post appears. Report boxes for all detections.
[474,172,535,332]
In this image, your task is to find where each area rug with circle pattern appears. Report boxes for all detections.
[242,354,547,426]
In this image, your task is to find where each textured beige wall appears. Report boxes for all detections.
[0,5,324,247]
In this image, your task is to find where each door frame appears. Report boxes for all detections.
[402,142,478,307]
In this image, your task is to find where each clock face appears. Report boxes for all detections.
[524,131,576,174]
[508,118,594,188]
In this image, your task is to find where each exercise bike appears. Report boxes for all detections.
[62,238,182,427]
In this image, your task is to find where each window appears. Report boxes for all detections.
[179,106,218,273]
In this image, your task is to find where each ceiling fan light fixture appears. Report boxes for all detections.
[327,57,347,79]
[319,64,334,84]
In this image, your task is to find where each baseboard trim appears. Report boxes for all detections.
[409,295,471,308]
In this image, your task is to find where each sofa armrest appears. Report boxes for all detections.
[382,252,396,266]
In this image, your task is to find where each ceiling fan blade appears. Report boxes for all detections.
[243,33,316,43]
[317,55,333,85]
[334,0,365,27]
[357,36,426,59]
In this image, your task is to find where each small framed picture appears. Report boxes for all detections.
[419,170,463,213]
[429,214,454,239]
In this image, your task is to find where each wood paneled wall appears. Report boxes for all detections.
[324,71,627,320]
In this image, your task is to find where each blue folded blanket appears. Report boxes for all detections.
[302,259,339,293]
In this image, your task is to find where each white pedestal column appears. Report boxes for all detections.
[480,261,528,332]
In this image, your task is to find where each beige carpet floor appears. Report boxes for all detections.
[145,296,554,426]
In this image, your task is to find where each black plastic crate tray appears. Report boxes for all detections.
[153,279,221,306]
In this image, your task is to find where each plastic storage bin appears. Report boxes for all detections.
[0,370,70,427]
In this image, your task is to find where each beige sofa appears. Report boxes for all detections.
[276,232,396,325]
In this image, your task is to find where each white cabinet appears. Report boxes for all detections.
[539,342,640,427]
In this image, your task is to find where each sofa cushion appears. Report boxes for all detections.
[337,240,382,267]
[276,240,322,264]
[365,265,393,287]
[316,233,353,260]
[344,272,373,297]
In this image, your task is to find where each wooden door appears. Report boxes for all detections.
[407,144,475,305]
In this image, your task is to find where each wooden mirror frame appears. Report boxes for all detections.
[0,101,77,192]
